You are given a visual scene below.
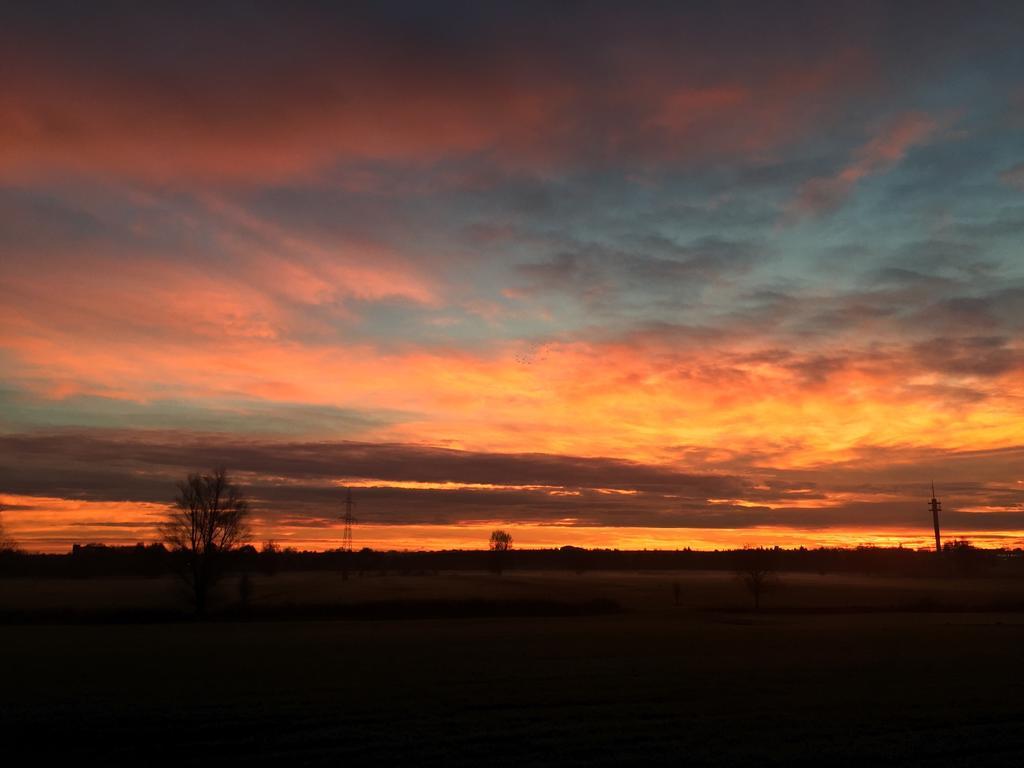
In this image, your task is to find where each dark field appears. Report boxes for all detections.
[4,571,1024,765]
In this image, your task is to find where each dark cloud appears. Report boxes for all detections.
[3,430,1024,533]
[911,336,1022,377]
[0,429,742,499]
[515,237,763,313]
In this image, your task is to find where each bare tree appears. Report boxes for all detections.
[735,548,779,610]
[161,468,249,617]
[489,529,513,575]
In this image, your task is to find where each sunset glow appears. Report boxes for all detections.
[2,4,1024,551]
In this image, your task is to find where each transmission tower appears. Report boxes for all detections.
[929,481,942,554]
[340,487,357,553]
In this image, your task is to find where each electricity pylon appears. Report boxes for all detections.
[340,487,356,553]
[929,481,942,554]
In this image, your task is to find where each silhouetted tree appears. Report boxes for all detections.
[161,468,250,617]
[489,529,513,574]
[736,548,779,610]
[356,546,374,577]
[561,545,587,574]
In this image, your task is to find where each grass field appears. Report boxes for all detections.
[3,571,1024,765]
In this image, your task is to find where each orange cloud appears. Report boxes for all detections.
[4,309,1023,471]
[0,55,565,183]
[789,112,940,217]
[0,495,168,551]
[0,32,872,184]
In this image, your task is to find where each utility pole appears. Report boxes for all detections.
[929,481,942,554]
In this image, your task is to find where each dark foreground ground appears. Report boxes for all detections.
[3,571,1024,765]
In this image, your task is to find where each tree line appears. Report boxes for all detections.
[2,469,1022,617]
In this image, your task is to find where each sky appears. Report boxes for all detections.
[2,1,1024,552]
